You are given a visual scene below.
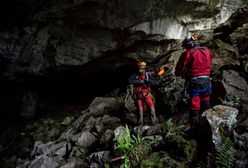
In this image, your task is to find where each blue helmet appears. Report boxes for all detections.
[182,35,199,48]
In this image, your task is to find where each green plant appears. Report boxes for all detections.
[215,137,235,168]
[116,125,133,168]
[195,161,205,168]
[184,141,193,158]
[165,118,186,136]
[104,162,110,168]
[116,125,152,168]
[132,134,144,161]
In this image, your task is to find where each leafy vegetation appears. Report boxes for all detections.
[194,136,235,168]
[215,137,235,168]
[104,162,110,168]
[116,125,154,168]
[165,118,186,136]
[195,161,205,168]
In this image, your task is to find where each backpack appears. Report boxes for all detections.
[124,84,137,112]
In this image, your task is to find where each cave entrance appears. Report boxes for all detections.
[0,56,137,130]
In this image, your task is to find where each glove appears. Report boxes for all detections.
[161,63,171,69]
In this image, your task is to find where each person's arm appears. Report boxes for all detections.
[147,76,160,86]
[175,52,187,77]
[128,74,145,84]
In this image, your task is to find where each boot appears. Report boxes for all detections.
[138,109,144,125]
[150,107,157,125]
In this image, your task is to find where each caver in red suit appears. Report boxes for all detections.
[128,61,159,125]
[175,35,213,126]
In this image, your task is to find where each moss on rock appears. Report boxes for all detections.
[141,152,188,168]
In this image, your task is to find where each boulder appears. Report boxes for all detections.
[28,155,66,168]
[63,157,84,168]
[60,97,123,140]
[30,140,72,158]
[165,135,197,163]
[86,97,123,117]
[221,70,248,101]
[77,131,97,148]
[100,129,114,148]
[202,105,239,147]
[133,125,164,136]
[113,126,126,142]
[87,151,111,168]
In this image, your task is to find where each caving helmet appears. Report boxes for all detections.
[138,61,147,69]
[182,34,199,48]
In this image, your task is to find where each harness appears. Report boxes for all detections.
[191,75,209,80]
[189,82,211,97]
[134,72,151,99]
[145,72,149,82]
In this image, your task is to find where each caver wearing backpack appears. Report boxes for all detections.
[128,61,159,125]
[174,34,213,128]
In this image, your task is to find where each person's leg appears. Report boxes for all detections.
[200,94,210,113]
[137,99,144,125]
[145,95,157,124]
[189,95,201,128]
[196,94,213,164]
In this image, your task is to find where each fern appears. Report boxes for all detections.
[116,125,149,168]
[121,157,130,168]
[115,125,157,168]
[166,118,174,132]
[116,125,133,168]
[195,161,205,168]
[116,125,133,155]
[215,137,235,168]
[165,118,186,135]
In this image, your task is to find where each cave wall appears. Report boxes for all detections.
[0,0,246,72]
